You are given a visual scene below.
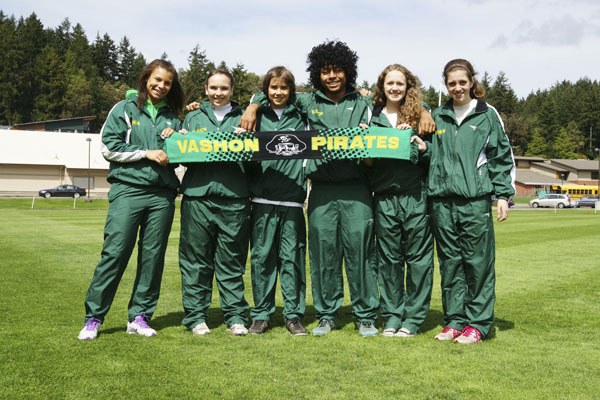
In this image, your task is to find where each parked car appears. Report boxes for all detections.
[38,184,86,199]
[576,196,599,208]
[529,194,574,208]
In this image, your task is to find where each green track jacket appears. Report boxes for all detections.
[368,106,431,195]
[427,99,515,200]
[247,104,307,203]
[100,98,180,190]
[180,101,248,198]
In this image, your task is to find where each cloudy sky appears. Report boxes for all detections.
[3,0,600,98]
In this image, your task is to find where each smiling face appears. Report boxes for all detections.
[205,73,233,107]
[445,68,474,106]
[319,65,347,99]
[146,67,173,104]
[383,70,407,105]
[268,77,290,109]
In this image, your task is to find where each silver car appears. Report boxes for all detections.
[529,194,574,208]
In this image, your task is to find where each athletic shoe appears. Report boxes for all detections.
[434,326,461,341]
[395,327,415,338]
[126,315,157,337]
[227,323,248,336]
[312,319,334,336]
[286,318,308,336]
[192,322,210,335]
[454,326,482,345]
[382,327,398,337]
[77,317,101,340]
[248,320,269,335]
[358,321,378,337]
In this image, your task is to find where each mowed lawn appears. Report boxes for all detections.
[0,199,599,399]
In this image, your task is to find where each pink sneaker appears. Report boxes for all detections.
[434,326,461,341]
[454,326,482,344]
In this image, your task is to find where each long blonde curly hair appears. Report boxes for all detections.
[372,64,423,128]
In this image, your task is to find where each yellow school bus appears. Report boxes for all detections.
[550,185,599,199]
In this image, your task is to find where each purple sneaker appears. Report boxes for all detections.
[78,317,102,340]
[126,314,157,337]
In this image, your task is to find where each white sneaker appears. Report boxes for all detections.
[192,322,211,335]
[227,323,248,336]
[395,327,415,338]
[78,317,101,340]
[126,315,157,337]
[382,328,397,337]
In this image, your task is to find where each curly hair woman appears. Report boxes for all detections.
[367,64,434,338]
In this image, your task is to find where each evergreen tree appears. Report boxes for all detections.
[117,36,138,87]
[0,12,20,124]
[231,63,260,106]
[525,128,549,158]
[180,45,214,103]
[62,69,94,119]
[14,13,47,122]
[32,45,66,120]
[551,121,585,159]
[91,33,119,81]
[487,71,518,115]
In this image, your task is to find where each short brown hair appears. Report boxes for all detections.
[261,66,296,98]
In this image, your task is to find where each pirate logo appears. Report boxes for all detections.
[266,134,307,156]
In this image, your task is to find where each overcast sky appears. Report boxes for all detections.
[3,0,600,98]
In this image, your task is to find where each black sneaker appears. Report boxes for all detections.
[248,320,269,334]
[286,318,308,336]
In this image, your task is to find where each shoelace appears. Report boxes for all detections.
[318,319,330,328]
[463,327,478,338]
[135,316,151,329]
[86,318,101,330]
[360,322,373,329]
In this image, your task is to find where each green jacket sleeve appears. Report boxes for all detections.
[100,101,147,163]
[486,111,515,199]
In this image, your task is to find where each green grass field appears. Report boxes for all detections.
[1,199,599,399]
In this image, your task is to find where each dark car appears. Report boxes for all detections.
[39,184,86,199]
[576,196,599,208]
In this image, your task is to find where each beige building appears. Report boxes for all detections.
[0,129,110,196]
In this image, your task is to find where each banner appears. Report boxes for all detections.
[165,126,416,163]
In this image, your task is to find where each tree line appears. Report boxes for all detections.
[2,11,599,160]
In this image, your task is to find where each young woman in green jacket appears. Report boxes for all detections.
[247,66,309,336]
[366,64,434,338]
[178,69,251,336]
[78,59,184,340]
[428,59,515,344]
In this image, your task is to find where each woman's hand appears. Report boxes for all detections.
[146,149,169,166]
[418,110,435,135]
[359,123,369,129]
[496,199,509,222]
[185,102,200,111]
[410,135,427,152]
[240,104,259,131]
[234,127,247,134]
[397,123,412,130]
[160,127,176,139]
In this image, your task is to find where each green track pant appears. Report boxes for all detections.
[84,182,176,323]
[307,181,379,323]
[375,191,434,333]
[430,197,496,338]
[179,196,250,328]
[250,203,306,322]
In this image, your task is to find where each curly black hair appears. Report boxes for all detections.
[306,40,358,92]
